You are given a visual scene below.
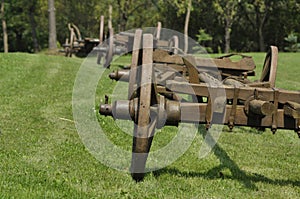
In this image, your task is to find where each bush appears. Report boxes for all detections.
[284,32,300,52]
[193,29,213,53]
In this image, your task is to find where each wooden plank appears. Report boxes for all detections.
[115,34,129,43]
[153,49,184,65]
[166,80,300,104]
[154,63,185,73]
[156,40,169,47]
[179,103,296,130]
[185,56,256,71]
[285,101,300,111]
[284,106,300,118]
[183,55,200,84]
[284,101,300,118]
[247,82,271,88]
[157,71,176,85]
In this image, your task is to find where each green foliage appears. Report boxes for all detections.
[156,0,195,17]
[0,0,300,52]
[284,32,300,52]
[213,0,238,18]
[196,29,212,42]
[194,29,213,53]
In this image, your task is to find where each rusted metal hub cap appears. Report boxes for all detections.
[99,104,113,117]
[100,100,134,120]
[109,70,130,81]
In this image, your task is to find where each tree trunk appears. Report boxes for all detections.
[1,0,8,53]
[48,0,57,50]
[224,18,232,53]
[117,0,126,32]
[119,4,129,32]
[255,3,268,52]
[184,0,192,54]
[15,31,25,51]
[258,24,265,52]
[258,10,268,52]
[108,4,112,30]
[29,3,40,52]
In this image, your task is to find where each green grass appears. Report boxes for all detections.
[0,52,299,198]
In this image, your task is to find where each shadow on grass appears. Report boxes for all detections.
[222,125,265,135]
[153,125,300,190]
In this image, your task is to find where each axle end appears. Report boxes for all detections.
[99,104,113,117]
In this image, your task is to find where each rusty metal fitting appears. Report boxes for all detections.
[244,96,275,117]
[165,100,180,126]
[99,96,181,128]
[114,46,127,55]
[112,100,133,120]
[156,96,167,129]
[228,122,234,131]
[99,99,137,121]
[93,46,108,52]
[109,70,130,81]
[122,65,131,70]
[271,125,277,134]
[99,104,113,117]
[205,122,211,131]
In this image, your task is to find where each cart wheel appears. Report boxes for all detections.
[104,28,114,68]
[68,28,75,57]
[65,47,70,57]
[96,16,105,65]
[168,35,179,54]
[155,21,162,40]
[96,51,103,65]
[128,29,142,100]
[131,34,157,181]
[260,46,278,87]
[99,15,105,43]
[64,38,69,57]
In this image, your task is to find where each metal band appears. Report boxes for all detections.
[228,87,240,131]
[205,97,212,130]
[272,88,279,134]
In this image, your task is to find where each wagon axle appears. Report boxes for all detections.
[100,95,181,129]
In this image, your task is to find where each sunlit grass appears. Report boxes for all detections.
[0,51,299,198]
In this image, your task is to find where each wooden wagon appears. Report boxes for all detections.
[99,31,300,182]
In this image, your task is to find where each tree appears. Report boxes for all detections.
[184,0,192,53]
[48,0,57,50]
[1,0,8,52]
[214,0,239,53]
[169,0,194,53]
[240,0,274,52]
[116,0,160,31]
[29,0,40,52]
[0,0,299,53]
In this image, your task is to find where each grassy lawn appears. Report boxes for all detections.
[0,51,299,198]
